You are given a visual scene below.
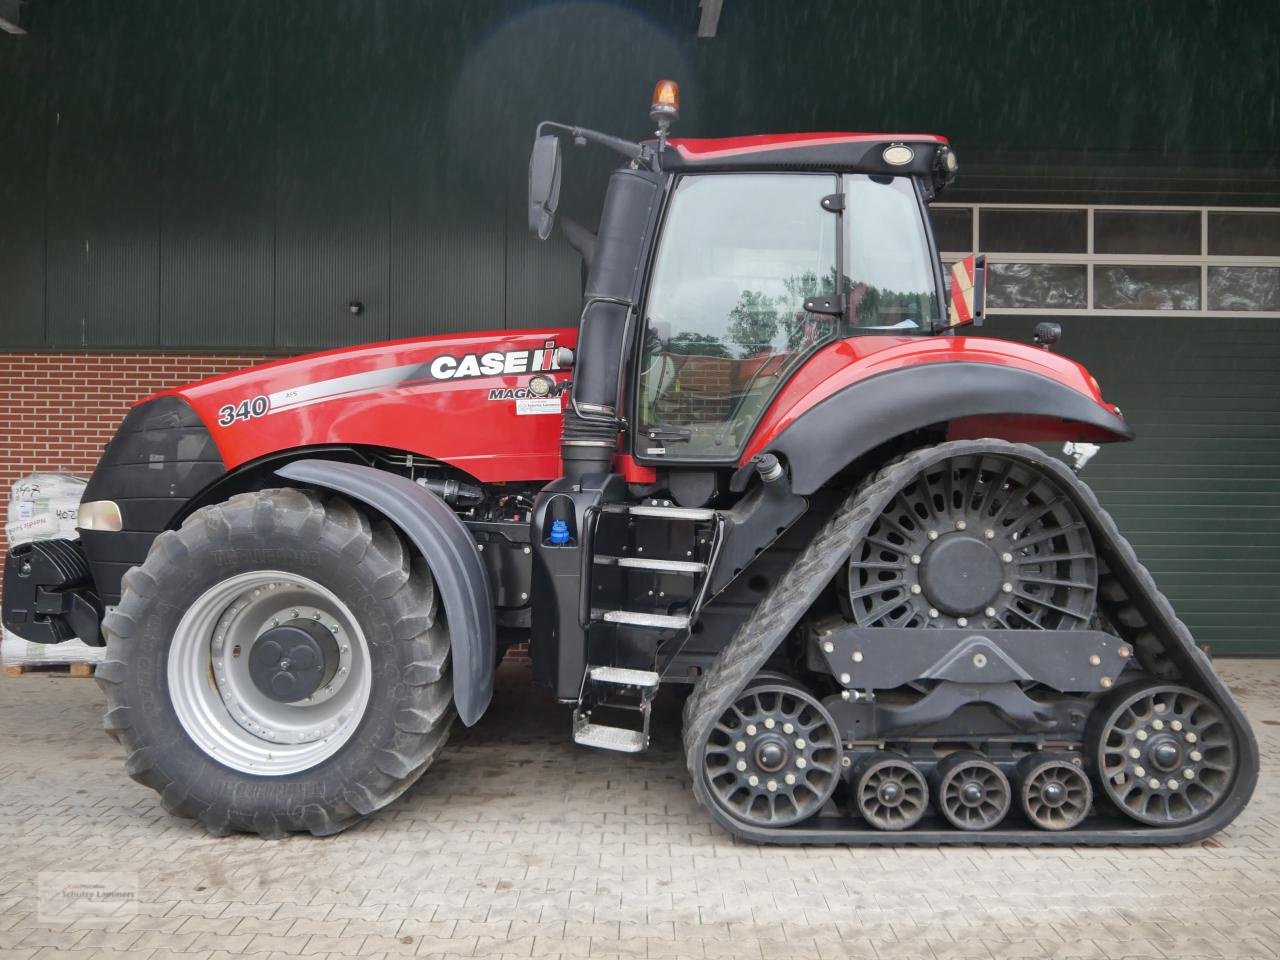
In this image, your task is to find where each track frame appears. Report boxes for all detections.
[682,439,1259,845]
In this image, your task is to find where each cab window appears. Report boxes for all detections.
[844,174,940,331]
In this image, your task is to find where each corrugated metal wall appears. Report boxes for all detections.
[3,0,1278,350]
[1,0,1278,655]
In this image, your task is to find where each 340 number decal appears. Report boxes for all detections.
[217,395,270,427]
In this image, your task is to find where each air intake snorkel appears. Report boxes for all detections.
[528,83,679,483]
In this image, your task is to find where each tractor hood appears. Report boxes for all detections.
[153,327,577,483]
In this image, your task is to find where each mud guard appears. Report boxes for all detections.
[277,459,495,726]
[756,363,1134,495]
[683,439,1259,844]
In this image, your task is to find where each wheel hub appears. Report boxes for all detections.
[919,535,1002,615]
[248,620,339,703]
[754,738,788,773]
[959,780,985,806]
[1039,780,1067,807]
[877,780,903,806]
[1149,738,1182,772]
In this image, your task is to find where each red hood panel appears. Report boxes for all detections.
[158,328,577,482]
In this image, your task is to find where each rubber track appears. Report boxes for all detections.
[681,440,1260,845]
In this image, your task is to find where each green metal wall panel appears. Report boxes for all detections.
[158,1,275,349]
[0,0,45,347]
[3,0,1279,350]
[44,0,162,348]
[984,316,1280,656]
[384,1,509,338]
[273,0,392,349]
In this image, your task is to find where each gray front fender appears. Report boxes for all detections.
[276,459,494,726]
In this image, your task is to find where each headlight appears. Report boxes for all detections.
[78,500,123,532]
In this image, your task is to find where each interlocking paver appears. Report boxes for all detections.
[3,659,1279,960]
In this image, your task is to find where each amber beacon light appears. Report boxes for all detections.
[650,79,680,134]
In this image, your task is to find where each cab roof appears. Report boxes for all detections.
[657,132,950,178]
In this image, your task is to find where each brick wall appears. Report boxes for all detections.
[654,355,735,424]
[0,351,533,661]
[0,353,268,576]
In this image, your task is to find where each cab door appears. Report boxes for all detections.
[635,172,840,462]
[634,171,943,464]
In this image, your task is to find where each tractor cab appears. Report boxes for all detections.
[529,83,978,474]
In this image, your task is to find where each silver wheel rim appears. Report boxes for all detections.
[167,570,372,776]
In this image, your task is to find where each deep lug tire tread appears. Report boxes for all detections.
[97,487,455,838]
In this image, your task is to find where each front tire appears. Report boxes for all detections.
[96,487,454,837]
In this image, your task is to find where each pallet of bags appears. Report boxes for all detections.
[1,473,102,677]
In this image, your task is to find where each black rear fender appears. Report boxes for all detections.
[276,459,495,726]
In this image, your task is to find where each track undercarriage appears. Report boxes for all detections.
[680,440,1258,844]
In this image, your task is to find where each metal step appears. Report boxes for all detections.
[605,503,717,521]
[572,721,648,753]
[594,610,691,630]
[593,555,708,574]
[588,666,660,688]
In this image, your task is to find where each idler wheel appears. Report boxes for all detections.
[1087,681,1237,826]
[701,680,841,828]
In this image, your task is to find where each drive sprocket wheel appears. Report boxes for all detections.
[846,452,1096,630]
[1016,753,1092,831]
[1088,681,1237,826]
[852,752,928,830]
[933,752,1011,831]
[701,681,841,828]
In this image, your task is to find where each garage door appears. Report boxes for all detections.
[933,204,1280,655]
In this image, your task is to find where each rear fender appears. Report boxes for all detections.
[754,361,1133,495]
[276,459,494,726]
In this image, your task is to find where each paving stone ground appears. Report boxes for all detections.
[1,657,1278,960]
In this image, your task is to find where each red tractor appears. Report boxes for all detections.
[4,83,1256,843]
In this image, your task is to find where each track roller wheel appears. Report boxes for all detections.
[1016,753,1092,831]
[933,752,1011,831]
[852,752,927,830]
[701,681,841,828]
[1088,681,1237,826]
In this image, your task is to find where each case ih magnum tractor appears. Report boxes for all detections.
[4,83,1257,843]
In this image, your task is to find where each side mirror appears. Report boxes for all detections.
[528,135,562,240]
[946,253,987,329]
